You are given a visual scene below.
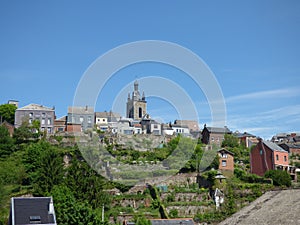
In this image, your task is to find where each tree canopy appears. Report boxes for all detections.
[0,104,17,124]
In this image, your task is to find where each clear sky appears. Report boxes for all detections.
[1,1,300,139]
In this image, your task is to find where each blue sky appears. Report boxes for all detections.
[1,1,300,139]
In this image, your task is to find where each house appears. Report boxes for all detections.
[95,111,121,131]
[140,114,162,135]
[9,197,57,225]
[218,148,234,172]
[54,116,67,132]
[233,131,257,148]
[67,106,94,131]
[279,143,300,155]
[150,218,195,225]
[14,103,55,134]
[174,120,199,132]
[250,139,291,177]
[201,125,231,145]
[117,118,134,135]
[0,120,14,137]
[171,124,190,136]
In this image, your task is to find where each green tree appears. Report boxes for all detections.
[13,120,33,143]
[51,185,100,225]
[0,104,17,124]
[221,134,239,148]
[0,126,14,157]
[33,144,64,195]
[264,170,291,187]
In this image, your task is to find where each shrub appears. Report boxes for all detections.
[264,170,291,187]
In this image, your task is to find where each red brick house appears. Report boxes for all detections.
[218,148,234,172]
[250,139,291,177]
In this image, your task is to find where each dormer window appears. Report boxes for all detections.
[29,215,41,224]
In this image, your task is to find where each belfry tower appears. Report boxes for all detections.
[126,81,147,120]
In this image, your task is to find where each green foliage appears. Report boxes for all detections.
[224,182,236,215]
[134,215,151,225]
[51,185,100,225]
[0,104,17,124]
[222,134,239,148]
[65,157,111,209]
[13,120,34,143]
[0,126,14,158]
[264,170,292,187]
[168,208,178,218]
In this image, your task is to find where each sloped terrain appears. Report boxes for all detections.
[218,189,300,225]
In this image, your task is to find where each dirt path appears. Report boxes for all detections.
[218,189,300,225]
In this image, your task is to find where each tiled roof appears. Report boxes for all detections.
[68,106,94,114]
[95,111,121,118]
[11,197,56,224]
[263,141,287,152]
[205,126,231,134]
[17,103,54,111]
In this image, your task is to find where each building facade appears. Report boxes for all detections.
[201,125,232,145]
[67,106,94,131]
[126,81,147,120]
[250,139,291,177]
[218,148,234,172]
[14,103,55,134]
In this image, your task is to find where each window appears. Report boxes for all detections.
[88,116,92,123]
[41,118,45,125]
[42,113,45,117]
[221,152,227,158]
[260,149,263,155]
[154,124,158,129]
[211,137,214,142]
[139,107,142,118]
[222,160,227,167]
[276,154,279,161]
[29,119,32,124]
[80,116,84,123]
[284,155,287,162]
[47,118,51,125]
[29,216,41,224]
[29,113,33,117]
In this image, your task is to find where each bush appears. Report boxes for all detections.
[264,170,291,187]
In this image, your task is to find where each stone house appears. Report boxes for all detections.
[67,106,94,131]
[14,103,55,134]
[201,125,231,145]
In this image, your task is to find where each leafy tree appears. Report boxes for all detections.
[221,134,239,148]
[264,170,291,187]
[0,104,17,124]
[51,185,100,225]
[13,120,33,143]
[0,126,14,157]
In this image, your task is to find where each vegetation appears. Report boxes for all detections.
[0,103,17,124]
[0,121,290,225]
[265,170,292,187]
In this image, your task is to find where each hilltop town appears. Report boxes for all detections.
[0,81,300,225]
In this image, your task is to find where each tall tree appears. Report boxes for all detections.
[0,126,14,157]
[0,104,17,124]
